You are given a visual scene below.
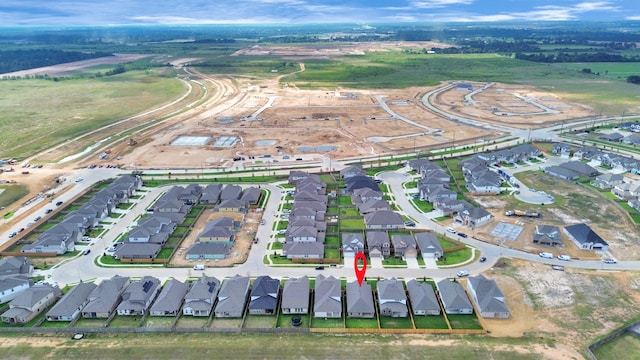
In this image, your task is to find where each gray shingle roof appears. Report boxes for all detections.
[46,282,97,319]
[346,281,374,314]
[149,279,189,315]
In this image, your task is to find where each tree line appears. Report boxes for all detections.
[0,49,112,74]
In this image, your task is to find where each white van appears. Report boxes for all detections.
[557,254,571,261]
[193,264,206,270]
[539,252,554,259]
[456,269,469,277]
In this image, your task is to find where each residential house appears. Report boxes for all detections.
[467,275,510,319]
[149,279,189,317]
[423,187,457,203]
[214,275,250,318]
[543,165,580,181]
[114,243,162,260]
[249,276,280,315]
[220,184,242,200]
[414,232,443,259]
[0,256,32,279]
[116,276,161,316]
[282,242,324,259]
[559,161,599,177]
[406,280,440,316]
[214,199,247,213]
[186,243,231,260]
[366,231,390,258]
[455,207,493,228]
[612,182,640,200]
[351,188,383,204]
[623,134,640,145]
[198,219,235,244]
[1,284,61,324]
[364,211,404,230]
[340,165,365,179]
[281,277,310,315]
[345,176,380,193]
[183,276,221,317]
[377,278,408,318]
[179,184,203,205]
[22,222,79,255]
[314,275,342,318]
[591,173,624,189]
[407,158,433,172]
[629,199,640,212]
[563,223,609,251]
[82,275,130,318]
[357,199,391,215]
[391,234,417,259]
[552,143,571,158]
[342,233,365,258]
[240,186,262,206]
[532,224,562,246]
[436,279,473,315]
[0,276,32,304]
[346,281,375,318]
[200,184,223,204]
[433,198,473,217]
[46,282,96,322]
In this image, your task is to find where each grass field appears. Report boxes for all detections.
[0,332,555,359]
[0,184,28,209]
[592,333,640,360]
[0,71,185,159]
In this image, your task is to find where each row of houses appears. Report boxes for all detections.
[341,231,445,260]
[555,144,640,173]
[407,158,493,229]
[0,256,33,304]
[21,175,142,255]
[114,185,193,260]
[531,223,609,251]
[282,172,327,259]
[1,272,509,324]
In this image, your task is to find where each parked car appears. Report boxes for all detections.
[83,249,91,255]
[8,232,17,238]
[603,258,617,264]
[479,257,487,263]
[17,227,25,233]
[457,232,468,238]
[55,201,63,206]
[45,209,53,214]
[446,227,456,233]
[193,264,205,270]
[315,266,325,270]
[33,216,42,222]
[456,269,469,277]
[551,265,565,271]
[557,255,571,261]
[404,221,416,227]
[539,252,553,259]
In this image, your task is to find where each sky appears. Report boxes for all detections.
[1,1,639,26]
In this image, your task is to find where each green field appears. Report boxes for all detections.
[0,184,28,209]
[592,333,640,360]
[0,71,185,158]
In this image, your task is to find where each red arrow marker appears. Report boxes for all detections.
[354,252,367,286]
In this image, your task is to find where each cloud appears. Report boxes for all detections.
[411,0,474,9]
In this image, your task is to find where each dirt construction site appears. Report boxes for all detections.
[98,58,598,171]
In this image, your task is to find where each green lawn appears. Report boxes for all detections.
[592,333,640,360]
[311,317,344,328]
[379,316,414,329]
[277,313,310,329]
[345,317,379,329]
[447,314,483,330]
[0,184,28,209]
[413,315,449,329]
[437,247,472,266]
[325,236,340,246]
[339,218,365,229]
[107,315,141,328]
[243,314,277,329]
[341,208,361,216]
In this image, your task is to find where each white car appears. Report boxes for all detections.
[603,258,617,264]
[446,227,456,233]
